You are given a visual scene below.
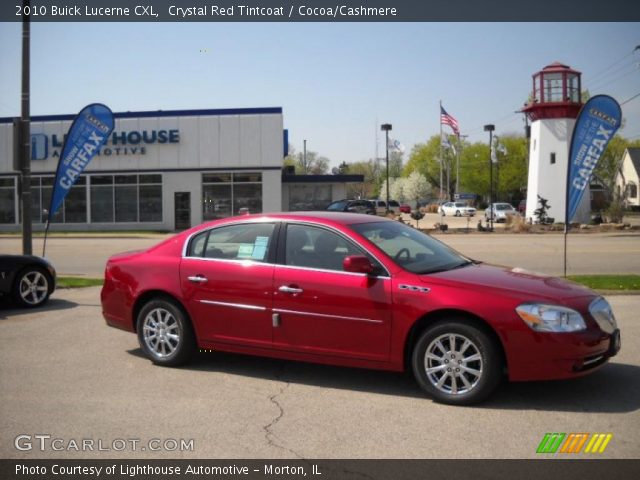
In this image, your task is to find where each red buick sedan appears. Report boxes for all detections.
[101,212,620,405]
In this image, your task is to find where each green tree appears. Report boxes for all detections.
[283,146,330,174]
[403,135,456,197]
[492,135,529,203]
[403,171,431,207]
[594,135,640,195]
[345,160,378,199]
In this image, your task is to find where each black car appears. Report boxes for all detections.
[326,199,376,215]
[0,255,56,308]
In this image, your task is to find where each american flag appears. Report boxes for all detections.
[440,106,460,136]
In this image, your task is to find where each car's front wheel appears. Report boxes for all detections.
[411,319,502,405]
[13,267,52,308]
[137,298,196,367]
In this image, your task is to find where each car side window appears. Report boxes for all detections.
[187,223,275,262]
[285,224,382,273]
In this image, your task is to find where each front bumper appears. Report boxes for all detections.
[506,327,620,382]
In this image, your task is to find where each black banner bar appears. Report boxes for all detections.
[2,0,640,22]
[2,460,640,480]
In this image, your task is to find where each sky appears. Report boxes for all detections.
[0,22,638,168]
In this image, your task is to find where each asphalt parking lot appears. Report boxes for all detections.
[0,287,638,459]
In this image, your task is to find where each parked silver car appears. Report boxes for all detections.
[485,203,518,222]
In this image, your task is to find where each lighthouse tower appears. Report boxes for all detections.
[523,62,590,224]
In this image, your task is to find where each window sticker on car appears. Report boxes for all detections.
[252,236,270,260]
[237,244,255,259]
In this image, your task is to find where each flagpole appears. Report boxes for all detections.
[456,135,461,197]
[439,101,443,201]
[42,218,50,257]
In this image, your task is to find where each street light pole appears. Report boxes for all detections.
[484,124,495,232]
[20,0,32,255]
[381,123,392,214]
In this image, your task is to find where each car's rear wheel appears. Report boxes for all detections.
[411,319,502,405]
[137,298,195,367]
[455,210,461,217]
[13,266,52,308]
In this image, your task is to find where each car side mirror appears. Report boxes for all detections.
[343,255,374,274]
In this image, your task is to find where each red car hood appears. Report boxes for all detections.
[422,263,596,303]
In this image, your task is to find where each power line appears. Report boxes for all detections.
[586,47,637,84]
[588,63,640,92]
[621,91,640,106]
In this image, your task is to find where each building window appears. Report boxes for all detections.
[627,182,638,199]
[288,185,333,211]
[550,153,556,165]
[0,177,16,224]
[90,174,163,223]
[202,172,262,220]
[543,72,563,103]
[31,176,69,224]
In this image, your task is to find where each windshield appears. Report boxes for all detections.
[350,221,470,274]
[495,204,512,211]
[388,200,400,207]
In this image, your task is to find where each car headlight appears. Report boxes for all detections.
[589,297,617,334]
[516,304,586,332]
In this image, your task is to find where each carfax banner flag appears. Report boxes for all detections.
[48,103,114,218]
[566,95,621,223]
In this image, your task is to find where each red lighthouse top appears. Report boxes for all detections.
[522,62,583,121]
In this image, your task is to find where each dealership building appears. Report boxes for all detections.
[0,107,361,231]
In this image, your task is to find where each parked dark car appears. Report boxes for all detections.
[0,255,56,307]
[326,199,375,215]
[102,212,620,405]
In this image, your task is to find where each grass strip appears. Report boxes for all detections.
[57,277,104,288]
[568,274,640,291]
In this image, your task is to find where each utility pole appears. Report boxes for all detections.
[20,0,32,255]
[381,124,392,213]
[303,139,307,173]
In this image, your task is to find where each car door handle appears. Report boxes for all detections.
[187,275,208,284]
[278,285,303,294]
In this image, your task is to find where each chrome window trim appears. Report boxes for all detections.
[274,263,390,279]
[199,300,267,311]
[272,308,383,324]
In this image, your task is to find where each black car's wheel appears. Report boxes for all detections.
[13,266,52,308]
[411,319,502,405]
[136,297,196,367]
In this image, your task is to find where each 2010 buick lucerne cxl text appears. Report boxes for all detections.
[101,213,621,405]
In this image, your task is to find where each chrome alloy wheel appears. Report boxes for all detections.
[142,307,181,358]
[19,271,49,306]
[424,333,483,395]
